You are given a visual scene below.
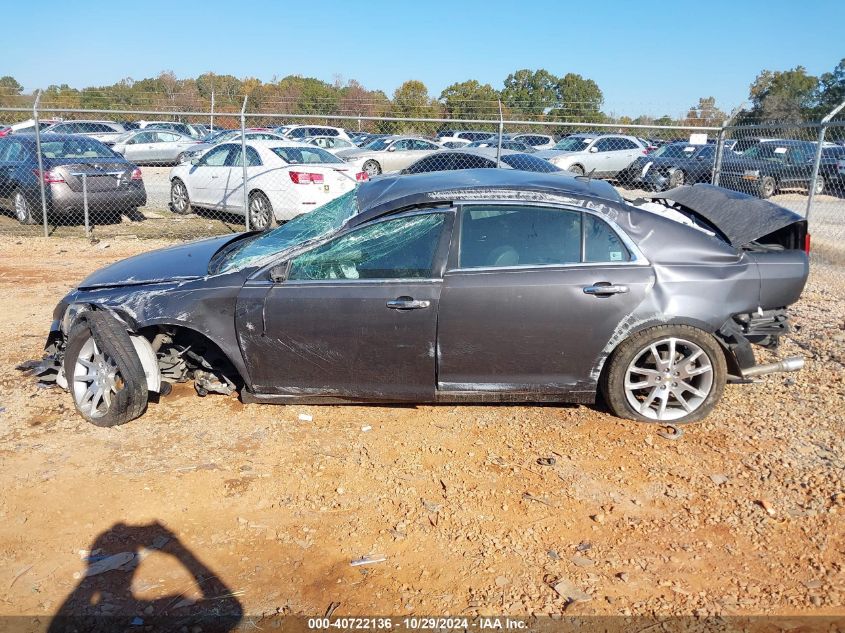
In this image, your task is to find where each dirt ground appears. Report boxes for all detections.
[0,235,843,626]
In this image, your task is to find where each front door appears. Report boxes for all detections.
[237,210,453,400]
[190,144,236,207]
[436,204,653,398]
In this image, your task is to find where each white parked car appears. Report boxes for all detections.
[335,136,443,176]
[307,136,358,153]
[169,141,367,230]
[42,120,126,145]
[276,125,352,142]
[534,134,646,177]
[112,130,199,165]
[435,130,494,144]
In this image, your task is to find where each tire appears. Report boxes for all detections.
[567,164,585,176]
[64,311,148,427]
[813,176,824,195]
[177,152,188,164]
[247,191,275,231]
[170,178,191,215]
[758,176,776,199]
[14,190,36,225]
[668,169,686,188]
[601,325,727,424]
[363,160,381,177]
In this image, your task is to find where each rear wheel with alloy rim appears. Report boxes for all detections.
[14,190,36,225]
[668,169,686,188]
[363,160,381,176]
[601,325,726,424]
[248,191,275,231]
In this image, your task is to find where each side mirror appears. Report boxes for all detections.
[126,138,136,145]
[190,157,201,166]
[589,146,598,153]
[387,146,396,152]
[269,262,289,283]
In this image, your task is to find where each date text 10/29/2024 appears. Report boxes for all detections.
[307,617,528,630]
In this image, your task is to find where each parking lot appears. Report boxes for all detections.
[0,223,843,623]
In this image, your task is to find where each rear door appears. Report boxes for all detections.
[123,131,157,162]
[224,145,263,212]
[237,210,454,399]
[436,203,653,398]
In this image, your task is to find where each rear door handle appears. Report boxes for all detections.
[386,296,430,310]
[583,284,629,296]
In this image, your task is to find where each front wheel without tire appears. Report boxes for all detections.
[601,325,726,424]
[668,169,686,188]
[64,311,148,427]
[567,164,585,176]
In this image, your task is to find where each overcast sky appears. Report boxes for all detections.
[3,0,843,117]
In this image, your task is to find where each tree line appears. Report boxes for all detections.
[0,60,842,132]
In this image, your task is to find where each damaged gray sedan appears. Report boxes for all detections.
[31,170,809,427]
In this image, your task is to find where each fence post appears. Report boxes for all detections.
[496,99,504,168]
[32,90,49,238]
[712,103,745,187]
[210,90,215,133]
[805,100,845,223]
[240,95,250,231]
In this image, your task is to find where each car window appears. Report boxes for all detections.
[593,138,619,152]
[459,206,581,268]
[392,140,411,151]
[39,137,115,159]
[412,140,437,150]
[289,213,446,281]
[696,145,716,159]
[155,132,179,143]
[406,154,451,174]
[270,146,342,164]
[287,128,308,139]
[199,145,233,166]
[584,214,631,263]
[452,154,496,170]
[500,154,561,173]
[231,146,263,167]
[2,140,27,162]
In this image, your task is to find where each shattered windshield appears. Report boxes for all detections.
[214,189,360,273]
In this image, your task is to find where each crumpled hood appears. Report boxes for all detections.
[78,234,248,289]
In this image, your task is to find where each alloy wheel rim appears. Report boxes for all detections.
[364,162,379,176]
[14,192,27,222]
[624,337,714,421]
[72,337,123,419]
[172,182,188,212]
[249,196,270,230]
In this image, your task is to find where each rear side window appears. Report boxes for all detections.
[584,214,630,262]
[459,206,581,268]
[459,206,630,268]
[500,154,561,173]
[232,146,263,166]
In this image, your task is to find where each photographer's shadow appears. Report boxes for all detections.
[49,521,243,633]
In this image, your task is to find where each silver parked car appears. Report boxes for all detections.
[535,134,647,177]
[177,131,286,163]
[307,136,358,153]
[111,130,199,165]
[42,120,127,145]
[336,136,442,176]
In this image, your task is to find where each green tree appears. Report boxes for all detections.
[683,96,726,127]
[439,80,499,120]
[551,73,604,121]
[817,58,845,119]
[501,69,558,116]
[745,66,819,123]
[0,75,24,107]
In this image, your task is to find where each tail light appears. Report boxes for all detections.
[33,168,65,184]
[0,128,11,137]
[130,167,143,180]
[804,233,811,254]
[289,171,324,184]
[356,171,369,182]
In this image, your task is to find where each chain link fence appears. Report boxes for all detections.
[0,98,843,262]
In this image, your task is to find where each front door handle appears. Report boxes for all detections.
[583,284,629,296]
[386,296,430,310]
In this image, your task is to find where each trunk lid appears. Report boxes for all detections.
[48,160,134,193]
[651,183,807,248]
